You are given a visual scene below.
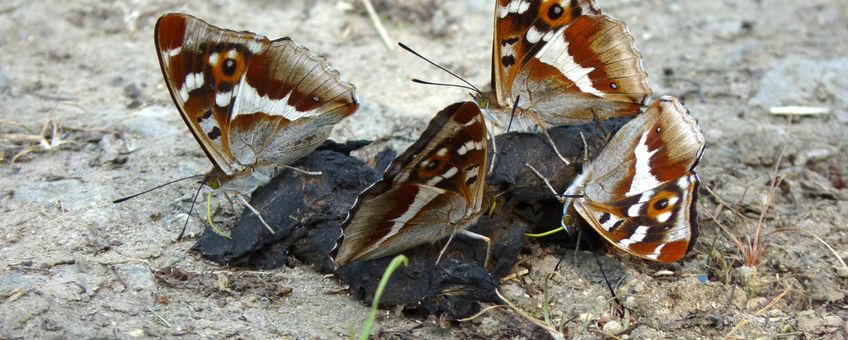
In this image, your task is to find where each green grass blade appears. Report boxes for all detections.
[358,255,409,340]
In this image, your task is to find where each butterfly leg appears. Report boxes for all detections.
[540,127,571,165]
[579,132,589,163]
[457,229,492,269]
[527,112,571,165]
[488,122,498,175]
[524,163,565,203]
[435,231,458,267]
[235,193,276,234]
[434,229,492,269]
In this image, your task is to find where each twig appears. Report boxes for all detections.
[495,289,565,339]
[361,0,394,50]
[147,306,172,328]
[457,304,506,322]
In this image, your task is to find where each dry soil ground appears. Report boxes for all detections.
[1,0,847,338]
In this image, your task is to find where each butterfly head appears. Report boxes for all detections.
[204,172,224,190]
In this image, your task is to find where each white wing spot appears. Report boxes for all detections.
[629,226,649,242]
[537,28,602,96]
[246,39,265,53]
[179,72,204,102]
[600,214,621,231]
[215,91,233,107]
[657,212,672,223]
[208,52,219,66]
[424,167,460,187]
[499,0,531,18]
[648,243,666,260]
[443,166,458,179]
[163,47,181,58]
[526,26,544,44]
[626,132,661,196]
[627,203,642,217]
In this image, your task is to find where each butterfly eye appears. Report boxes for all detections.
[548,4,563,20]
[222,58,238,76]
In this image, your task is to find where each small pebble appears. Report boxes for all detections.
[603,320,623,334]
[128,329,145,337]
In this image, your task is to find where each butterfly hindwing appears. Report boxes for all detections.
[333,102,488,267]
[574,173,699,262]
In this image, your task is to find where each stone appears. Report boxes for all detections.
[603,320,623,334]
[808,275,846,302]
[751,58,848,123]
[118,264,155,292]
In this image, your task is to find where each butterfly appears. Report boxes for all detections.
[560,96,705,262]
[476,0,651,136]
[332,102,490,268]
[154,13,359,194]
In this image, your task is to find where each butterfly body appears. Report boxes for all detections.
[562,96,705,262]
[155,13,358,193]
[333,102,489,267]
[481,0,651,134]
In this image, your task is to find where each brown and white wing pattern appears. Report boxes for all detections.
[333,102,489,267]
[489,0,650,130]
[155,13,358,179]
[564,96,705,262]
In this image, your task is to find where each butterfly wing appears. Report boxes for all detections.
[492,0,650,126]
[155,14,357,177]
[573,173,699,262]
[334,102,489,267]
[228,37,359,169]
[571,96,705,262]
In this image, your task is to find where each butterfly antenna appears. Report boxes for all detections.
[411,78,479,93]
[505,95,520,134]
[112,174,205,203]
[398,42,482,95]
[585,238,625,314]
[177,179,206,240]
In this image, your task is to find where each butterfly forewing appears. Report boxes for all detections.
[490,0,650,130]
[333,102,488,267]
[155,13,358,181]
[156,14,269,174]
[569,96,705,262]
[493,0,600,103]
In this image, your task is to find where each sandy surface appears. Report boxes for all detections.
[1,0,847,338]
